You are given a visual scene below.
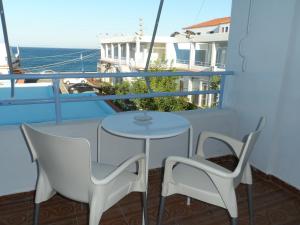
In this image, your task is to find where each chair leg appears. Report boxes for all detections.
[247,184,254,225]
[33,203,40,225]
[231,217,238,225]
[157,196,166,225]
[142,192,149,225]
[89,198,104,225]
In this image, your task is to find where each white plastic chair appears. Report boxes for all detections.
[21,124,148,225]
[157,117,265,225]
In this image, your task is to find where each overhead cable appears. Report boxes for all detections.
[22,52,98,71]
[21,49,98,60]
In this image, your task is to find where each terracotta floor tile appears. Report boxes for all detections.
[0,158,299,225]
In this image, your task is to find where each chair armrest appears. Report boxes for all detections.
[162,156,238,207]
[164,156,235,180]
[92,153,145,185]
[196,131,244,158]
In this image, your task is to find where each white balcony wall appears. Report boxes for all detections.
[0,109,238,196]
[225,0,300,189]
[165,42,176,67]
[187,26,219,34]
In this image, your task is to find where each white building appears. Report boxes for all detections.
[1,2,300,223]
[98,17,230,108]
[99,35,176,70]
[177,17,230,107]
[183,16,230,35]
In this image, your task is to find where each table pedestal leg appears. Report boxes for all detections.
[187,126,193,206]
[145,138,150,189]
[142,138,150,225]
[97,123,102,163]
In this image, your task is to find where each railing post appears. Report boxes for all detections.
[144,0,165,92]
[218,75,226,109]
[53,79,62,124]
[0,0,15,97]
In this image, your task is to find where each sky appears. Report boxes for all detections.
[1,0,232,49]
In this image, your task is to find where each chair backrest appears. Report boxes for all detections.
[233,117,266,182]
[21,124,92,202]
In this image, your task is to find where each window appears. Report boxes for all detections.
[121,44,126,58]
[216,47,227,68]
[174,43,190,64]
[140,43,150,53]
[129,43,136,59]
[114,44,118,59]
[192,94,199,106]
[108,45,111,58]
[179,80,184,92]
[195,50,207,66]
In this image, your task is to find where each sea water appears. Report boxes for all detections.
[15,47,99,73]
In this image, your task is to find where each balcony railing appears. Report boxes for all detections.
[176,59,190,65]
[216,63,226,69]
[195,61,211,67]
[0,71,233,123]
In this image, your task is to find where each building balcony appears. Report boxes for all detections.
[0,108,299,225]
[1,0,300,224]
[0,69,299,225]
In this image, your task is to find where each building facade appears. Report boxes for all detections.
[98,17,230,108]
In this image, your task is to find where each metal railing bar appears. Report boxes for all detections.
[0,90,220,106]
[0,0,15,97]
[0,71,233,123]
[144,0,165,92]
[60,90,221,102]
[0,71,234,80]
[0,98,54,106]
[218,75,226,109]
[53,79,62,124]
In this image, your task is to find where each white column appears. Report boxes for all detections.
[126,43,130,65]
[208,94,213,108]
[198,81,203,107]
[111,43,114,60]
[118,43,121,64]
[187,77,193,102]
[100,44,105,59]
[136,39,140,54]
[166,42,175,68]
[210,42,217,69]
[189,42,195,70]
[105,44,109,59]
[135,38,141,65]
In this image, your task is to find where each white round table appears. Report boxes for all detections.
[99,111,193,187]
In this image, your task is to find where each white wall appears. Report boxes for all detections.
[0,109,238,196]
[219,24,230,33]
[187,26,218,34]
[165,42,177,66]
[225,0,300,189]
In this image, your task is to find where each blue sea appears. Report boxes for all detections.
[13,47,100,73]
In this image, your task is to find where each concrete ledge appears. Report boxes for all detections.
[0,108,238,196]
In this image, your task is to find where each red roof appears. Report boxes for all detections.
[184,17,231,30]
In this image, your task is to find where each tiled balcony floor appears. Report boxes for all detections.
[0,157,300,225]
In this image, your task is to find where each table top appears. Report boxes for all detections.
[101,111,190,139]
